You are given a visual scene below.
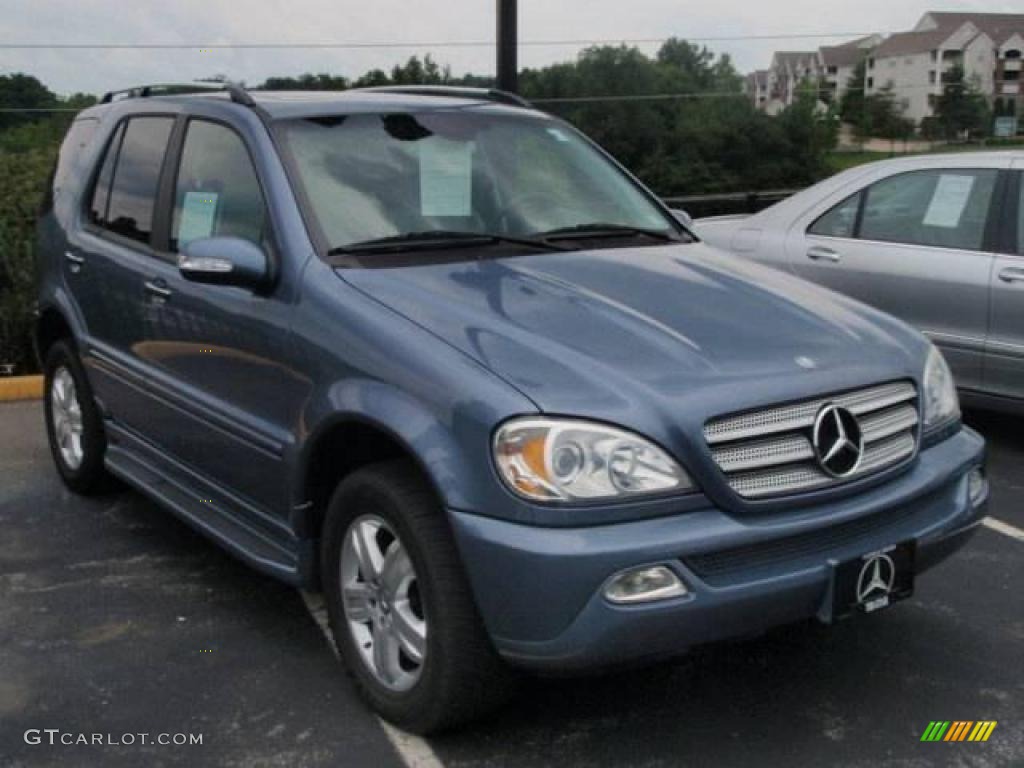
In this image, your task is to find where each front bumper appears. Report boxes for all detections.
[449,427,986,671]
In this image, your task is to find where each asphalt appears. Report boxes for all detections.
[1,401,1021,767]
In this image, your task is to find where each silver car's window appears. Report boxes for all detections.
[808,191,861,238]
[859,169,997,251]
[1017,175,1024,255]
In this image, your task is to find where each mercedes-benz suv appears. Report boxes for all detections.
[36,84,987,733]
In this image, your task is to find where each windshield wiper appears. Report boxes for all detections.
[536,223,682,243]
[327,230,568,256]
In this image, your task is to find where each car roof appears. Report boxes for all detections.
[79,89,538,121]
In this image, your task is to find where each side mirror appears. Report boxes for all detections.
[179,237,269,290]
[671,208,694,230]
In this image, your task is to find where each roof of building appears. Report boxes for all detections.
[874,12,1024,58]
[747,70,769,88]
[772,51,817,71]
[819,36,878,69]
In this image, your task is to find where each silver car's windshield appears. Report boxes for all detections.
[277,110,681,254]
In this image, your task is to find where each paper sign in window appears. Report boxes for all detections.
[179,191,219,246]
[923,175,975,229]
[419,140,473,217]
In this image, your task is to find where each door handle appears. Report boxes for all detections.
[65,251,85,273]
[807,245,841,263]
[998,267,1024,284]
[144,279,173,300]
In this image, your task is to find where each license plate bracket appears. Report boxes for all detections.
[829,540,915,621]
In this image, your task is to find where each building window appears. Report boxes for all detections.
[1005,49,1021,60]
[867,77,874,88]
[1005,70,1021,81]
[867,58,875,69]
[929,70,936,84]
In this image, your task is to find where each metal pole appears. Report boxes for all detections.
[496,0,518,93]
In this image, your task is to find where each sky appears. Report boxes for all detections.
[0,0,1019,97]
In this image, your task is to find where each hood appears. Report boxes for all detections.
[339,243,928,430]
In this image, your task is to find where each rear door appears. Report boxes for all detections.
[69,114,176,433]
[787,165,1004,392]
[985,165,1024,399]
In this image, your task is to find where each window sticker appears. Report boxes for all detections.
[419,139,473,217]
[923,174,975,229]
[179,191,219,246]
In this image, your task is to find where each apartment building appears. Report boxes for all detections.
[751,12,1023,126]
[866,12,1023,124]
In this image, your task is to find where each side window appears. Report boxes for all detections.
[859,169,998,251]
[171,120,267,252]
[88,122,125,226]
[808,192,861,238]
[90,116,174,245]
[1016,174,1024,256]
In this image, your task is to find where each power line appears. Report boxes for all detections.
[0,32,883,50]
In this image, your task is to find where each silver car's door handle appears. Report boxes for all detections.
[65,251,85,273]
[998,267,1024,284]
[807,245,841,263]
[144,279,173,300]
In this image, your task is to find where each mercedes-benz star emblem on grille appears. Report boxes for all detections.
[856,553,895,604]
[812,404,864,478]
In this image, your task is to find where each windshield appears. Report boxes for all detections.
[277,109,680,255]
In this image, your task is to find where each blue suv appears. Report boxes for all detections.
[36,84,988,733]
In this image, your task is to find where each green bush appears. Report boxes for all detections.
[0,136,57,374]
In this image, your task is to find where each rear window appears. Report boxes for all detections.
[40,118,99,214]
[88,116,174,245]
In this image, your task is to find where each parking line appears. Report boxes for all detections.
[299,591,445,768]
[984,516,1024,543]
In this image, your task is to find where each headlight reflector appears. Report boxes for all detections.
[493,418,694,502]
[922,345,960,431]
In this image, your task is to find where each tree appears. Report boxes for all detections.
[932,66,991,140]
[0,74,58,130]
[839,60,867,126]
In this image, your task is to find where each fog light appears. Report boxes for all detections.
[968,467,987,505]
[603,565,687,604]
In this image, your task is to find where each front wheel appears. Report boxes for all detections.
[321,460,515,733]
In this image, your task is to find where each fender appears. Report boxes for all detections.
[291,376,510,536]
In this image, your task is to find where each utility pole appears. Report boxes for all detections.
[496,0,518,93]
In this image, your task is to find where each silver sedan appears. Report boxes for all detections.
[695,151,1024,411]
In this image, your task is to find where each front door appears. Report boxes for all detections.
[788,166,1002,392]
[134,117,307,517]
[986,167,1024,400]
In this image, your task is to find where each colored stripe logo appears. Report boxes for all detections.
[921,721,997,742]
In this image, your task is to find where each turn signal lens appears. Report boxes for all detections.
[604,565,688,604]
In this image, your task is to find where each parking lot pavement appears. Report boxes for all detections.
[1,400,1022,767]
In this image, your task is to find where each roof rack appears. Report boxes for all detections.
[356,85,532,108]
[99,80,256,107]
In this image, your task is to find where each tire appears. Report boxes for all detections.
[43,340,114,494]
[321,460,516,734]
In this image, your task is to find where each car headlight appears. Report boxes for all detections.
[493,418,695,502]
[922,345,960,432]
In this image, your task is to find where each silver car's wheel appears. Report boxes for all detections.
[51,366,84,470]
[340,514,427,692]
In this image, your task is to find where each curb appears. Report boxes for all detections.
[0,375,44,402]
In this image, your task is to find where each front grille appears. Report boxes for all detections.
[704,381,918,499]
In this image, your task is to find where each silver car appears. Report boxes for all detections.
[696,152,1024,410]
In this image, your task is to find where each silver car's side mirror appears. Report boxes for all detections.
[671,208,694,230]
[179,237,270,290]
